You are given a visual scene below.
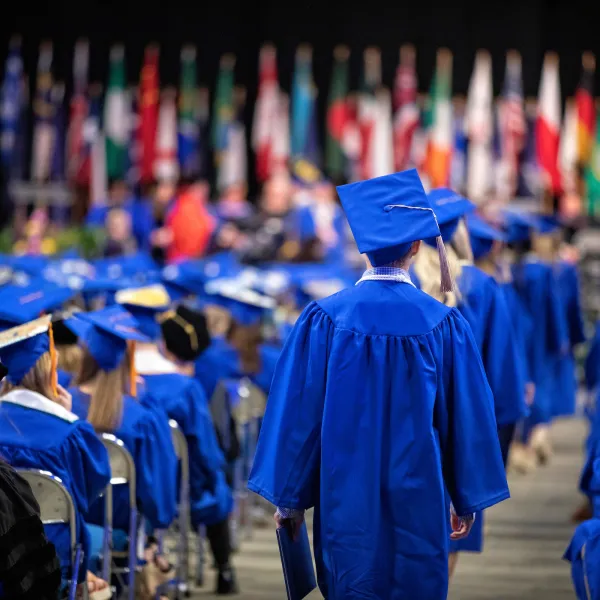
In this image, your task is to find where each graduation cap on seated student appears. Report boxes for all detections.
[157,304,212,362]
[466,213,507,261]
[290,158,325,189]
[65,305,148,396]
[0,315,58,396]
[499,208,540,243]
[115,284,172,340]
[337,169,454,292]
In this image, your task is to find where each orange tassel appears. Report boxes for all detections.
[129,341,137,397]
[48,323,58,398]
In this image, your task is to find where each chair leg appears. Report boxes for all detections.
[195,525,206,587]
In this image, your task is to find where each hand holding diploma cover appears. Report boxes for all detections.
[276,519,317,600]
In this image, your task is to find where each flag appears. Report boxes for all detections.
[290,45,315,159]
[212,53,236,173]
[371,87,394,177]
[139,45,160,185]
[31,42,55,182]
[465,50,494,203]
[357,47,381,180]
[178,45,200,179]
[585,104,600,217]
[517,98,540,197]
[105,44,129,180]
[576,52,595,167]
[326,45,350,181]
[271,92,290,176]
[49,83,66,181]
[393,44,420,172]
[77,82,103,190]
[196,87,210,179]
[11,75,29,181]
[497,50,526,201]
[154,87,179,181]
[66,39,89,186]
[125,86,141,187]
[218,86,247,191]
[536,52,562,196]
[424,49,453,188]
[559,98,578,194]
[1,36,23,178]
[252,44,280,182]
[450,96,467,192]
[90,131,108,207]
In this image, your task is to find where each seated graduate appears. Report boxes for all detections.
[503,210,569,465]
[564,518,600,600]
[248,169,509,600]
[52,309,84,389]
[412,189,525,576]
[65,306,178,536]
[119,289,238,594]
[0,316,111,594]
[195,287,280,401]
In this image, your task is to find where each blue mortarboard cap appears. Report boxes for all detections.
[115,284,171,340]
[8,255,51,276]
[0,280,76,330]
[467,214,506,260]
[291,158,325,188]
[205,280,276,326]
[0,316,52,384]
[337,169,441,267]
[501,209,539,243]
[535,214,562,235]
[70,305,148,371]
[427,188,476,242]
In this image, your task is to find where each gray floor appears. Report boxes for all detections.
[192,418,585,599]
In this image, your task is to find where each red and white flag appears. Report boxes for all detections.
[154,87,179,182]
[536,52,562,195]
[393,45,419,172]
[67,39,89,186]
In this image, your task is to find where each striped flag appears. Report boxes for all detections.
[497,50,526,201]
[139,45,160,185]
[154,87,179,182]
[66,39,89,186]
[178,45,200,179]
[212,53,236,177]
[252,44,280,182]
[576,52,595,167]
[393,44,420,172]
[465,50,494,202]
[218,86,247,191]
[105,45,129,180]
[1,36,23,179]
[536,52,562,196]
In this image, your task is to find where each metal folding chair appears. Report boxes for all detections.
[100,433,137,600]
[17,469,82,600]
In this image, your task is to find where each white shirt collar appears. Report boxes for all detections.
[1,389,79,423]
[135,346,178,375]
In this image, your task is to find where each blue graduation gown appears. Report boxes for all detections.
[248,281,509,600]
[57,368,73,389]
[553,261,586,417]
[140,373,233,527]
[564,519,600,599]
[512,260,569,432]
[69,389,178,530]
[0,389,110,580]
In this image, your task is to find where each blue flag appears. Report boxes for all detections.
[291,48,314,158]
[0,39,23,179]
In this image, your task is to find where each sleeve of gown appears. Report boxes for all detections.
[61,422,111,517]
[194,351,223,401]
[435,309,510,517]
[248,302,333,509]
[546,270,569,355]
[134,406,178,529]
[482,283,527,425]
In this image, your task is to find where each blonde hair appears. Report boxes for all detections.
[57,344,83,375]
[0,352,55,400]
[414,243,462,306]
[75,347,129,432]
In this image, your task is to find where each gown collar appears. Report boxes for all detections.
[1,389,79,423]
[356,267,415,287]
[135,346,179,375]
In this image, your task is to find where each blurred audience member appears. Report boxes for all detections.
[102,208,137,257]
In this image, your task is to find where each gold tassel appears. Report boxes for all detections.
[48,322,58,398]
[129,341,137,397]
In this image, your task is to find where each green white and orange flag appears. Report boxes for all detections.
[424,48,453,189]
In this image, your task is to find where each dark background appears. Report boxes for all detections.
[0,0,597,190]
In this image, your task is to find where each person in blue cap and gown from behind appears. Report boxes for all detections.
[248,169,509,600]
[505,210,569,466]
[65,305,178,597]
[411,189,526,577]
[114,286,239,595]
[564,518,600,599]
[0,316,111,597]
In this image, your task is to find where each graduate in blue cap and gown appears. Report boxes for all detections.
[505,210,569,464]
[115,287,238,594]
[564,518,600,599]
[411,190,525,571]
[65,306,178,553]
[0,316,111,594]
[248,169,509,600]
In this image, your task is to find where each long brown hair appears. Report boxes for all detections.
[74,346,130,431]
[56,344,83,375]
[226,322,263,374]
[0,352,55,400]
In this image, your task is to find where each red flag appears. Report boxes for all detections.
[139,45,160,184]
[576,52,595,166]
[67,39,89,186]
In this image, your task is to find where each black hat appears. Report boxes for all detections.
[158,305,211,362]
[51,309,81,346]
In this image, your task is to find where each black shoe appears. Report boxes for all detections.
[216,567,239,595]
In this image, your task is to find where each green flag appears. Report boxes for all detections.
[586,108,600,217]
[104,45,128,179]
[212,53,236,169]
[326,46,349,181]
[178,46,199,178]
